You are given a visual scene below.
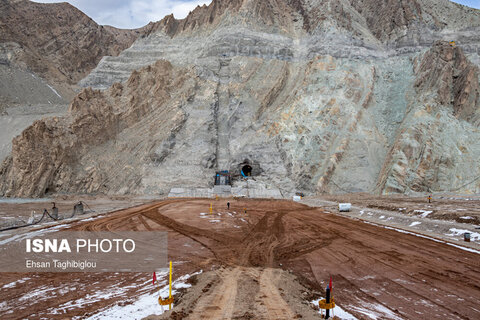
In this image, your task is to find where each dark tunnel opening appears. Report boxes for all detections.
[241,165,252,177]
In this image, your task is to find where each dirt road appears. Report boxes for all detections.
[1,199,479,319]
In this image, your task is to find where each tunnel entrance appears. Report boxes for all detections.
[241,165,252,177]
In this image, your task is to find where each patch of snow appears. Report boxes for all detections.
[80,216,104,222]
[414,210,432,218]
[209,219,220,223]
[79,292,163,319]
[379,216,385,219]
[85,271,201,320]
[446,229,480,241]
[200,213,207,216]
[459,216,473,220]
[363,221,480,254]
[409,222,421,227]
[351,303,403,320]
[19,285,59,301]
[394,278,413,285]
[311,299,358,320]
[1,277,31,289]
[0,224,70,245]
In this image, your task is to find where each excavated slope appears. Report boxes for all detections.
[1,0,480,197]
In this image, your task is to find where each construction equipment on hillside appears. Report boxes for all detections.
[450,40,456,47]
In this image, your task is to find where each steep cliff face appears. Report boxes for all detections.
[379,41,480,194]
[0,0,151,100]
[0,60,208,197]
[1,0,480,197]
[414,41,480,122]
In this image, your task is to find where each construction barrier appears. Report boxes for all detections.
[0,201,94,232]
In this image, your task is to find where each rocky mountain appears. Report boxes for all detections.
[0,0,156,175]
[1,0,480,197]
[0,0,153,101]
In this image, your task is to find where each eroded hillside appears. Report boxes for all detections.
[0,0,153,101]
[1,0,480,197]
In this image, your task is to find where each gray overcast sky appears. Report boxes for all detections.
[34,0,213,29]
[34,0,480,29]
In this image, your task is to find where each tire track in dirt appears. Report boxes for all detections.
[282,207,480,319]
[74,200,480,319]
[258,268,296,319]
[188,267,242,319]
[3,199,480,319]
[141,209,239,265]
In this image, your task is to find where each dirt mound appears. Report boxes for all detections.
[152,267,320,320]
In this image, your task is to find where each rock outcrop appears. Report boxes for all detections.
[1,0,480,197]
[0,60,208,197]
[379,41,480,193]
[414,41,480,122]
[0,0,152,100]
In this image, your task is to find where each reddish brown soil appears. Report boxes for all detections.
[0,199,479,319]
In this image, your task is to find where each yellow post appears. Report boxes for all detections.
[169,261,172,310]
[209,203,213,214]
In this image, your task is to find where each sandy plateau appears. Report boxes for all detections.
[0,197,479,319]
